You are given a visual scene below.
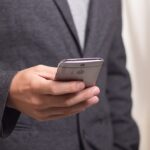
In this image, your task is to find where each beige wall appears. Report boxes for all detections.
[122,0,150,150]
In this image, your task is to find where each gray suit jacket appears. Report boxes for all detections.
[0,0,139,150]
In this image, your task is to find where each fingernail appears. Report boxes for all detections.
[93,87,100,95]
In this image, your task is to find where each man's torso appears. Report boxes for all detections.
[0,0,118,149]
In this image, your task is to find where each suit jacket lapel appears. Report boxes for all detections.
[53,0,113,58]
[84,0,113,57]
[53,0,82,56]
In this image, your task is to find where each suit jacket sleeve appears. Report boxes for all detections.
[0,70,20,138]
[107,2,139,150]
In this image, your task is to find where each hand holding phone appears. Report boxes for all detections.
[8,63,101,122]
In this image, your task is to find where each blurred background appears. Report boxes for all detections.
[122,0,150,150]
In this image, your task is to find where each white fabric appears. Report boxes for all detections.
[123,1,150,150]
[67,0,90,49]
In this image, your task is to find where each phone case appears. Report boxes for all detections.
[55,58,104,87]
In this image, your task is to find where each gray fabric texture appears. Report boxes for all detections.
[0,0,139,150]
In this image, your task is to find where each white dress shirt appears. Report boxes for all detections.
[67,0,90,49]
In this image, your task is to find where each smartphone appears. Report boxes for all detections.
[55,58,104,87]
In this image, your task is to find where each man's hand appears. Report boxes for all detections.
[7,65,100,121]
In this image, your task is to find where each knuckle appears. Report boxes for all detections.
[49,84,57,95]
[22,84,31,93]
[37,65,44,70]
[85,99,92,105]
[63,100,73,107]
[68,83,76,92]
[30,79,41,92]
[83,90,92,99]
[33,65,45,72]
[32,98,42,109]
[29,79,36,91]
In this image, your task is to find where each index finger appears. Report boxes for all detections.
[35,79,85,95]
